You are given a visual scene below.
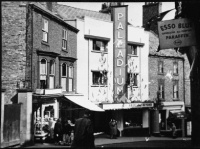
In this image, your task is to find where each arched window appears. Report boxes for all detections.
[49,60,55,89]
[40,59,47,89]
[61,63,67,91]
[68,66,74,91]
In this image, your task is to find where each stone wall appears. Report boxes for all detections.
[2,2,27,103]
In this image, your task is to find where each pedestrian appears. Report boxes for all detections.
[109,119,118,139]
[48,117,55,142]
[54,118,63,145]
[63,120,73,145]
[172,123,177,138]
[71,110,95,149]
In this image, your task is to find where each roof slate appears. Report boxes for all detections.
[55,3,111,21]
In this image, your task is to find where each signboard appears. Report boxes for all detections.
[158,18,196,49]
[113,6,128,103]
[101,103,154,110]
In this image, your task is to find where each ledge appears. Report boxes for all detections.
[17,89,33,93]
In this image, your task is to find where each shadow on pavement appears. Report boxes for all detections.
[96,140,192,148]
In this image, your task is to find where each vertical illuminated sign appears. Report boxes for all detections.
[113,6,128,103]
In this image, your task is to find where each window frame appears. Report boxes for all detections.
[62,29,67,50]
[92,39,108,52]
[127,44,137,56]
[42,18,48,43]
[158,60,164,74]
[173,62,178,75]
[39,58,48,89]
[127,73,138,87]
[158,79,165,100]
[68,66,74,92]
[173,80,179,99]
[92,70,108,86]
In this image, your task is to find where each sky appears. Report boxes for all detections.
[58,2,175,27]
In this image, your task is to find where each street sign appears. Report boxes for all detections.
[158,18,196,49]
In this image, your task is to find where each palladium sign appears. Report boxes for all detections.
[113,6,128,102]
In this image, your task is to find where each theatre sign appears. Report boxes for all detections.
[158,18,196,49]
[113,6,128,103]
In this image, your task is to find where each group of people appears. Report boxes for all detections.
[53,118,74,145]
[36,111,120,148]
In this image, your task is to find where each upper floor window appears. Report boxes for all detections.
[62,29,67,50]
[158,79,165,99]
[42,18,48,42]
[92,70,107,85]
[127,73,138,87]
[40,59,47,89]
[173,80,179,99]
[158,61,164,74]
[93,40,108,52]
[50,60,55,75]
[49,60,55,89]
[128,45,137,56]
[173,62,178,75]
[68,66,74,92]
[61,63,74,92]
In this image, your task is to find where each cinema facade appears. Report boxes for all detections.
[57,5,153,136]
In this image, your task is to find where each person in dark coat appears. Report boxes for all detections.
[71,110,95,149]
[54,118,63,144]
[63,120,73,145]
[109,119,117,139]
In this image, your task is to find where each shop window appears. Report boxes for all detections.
[61,63,74,92]
[62,29,67,50]
[92,70,107,85]
[158,79,165,99]
[42,18,48,42]
[173,80,179,99]
[124,109,142,128]
[49,60,55,89]
[93,39,108,52]
[40,59,47,89]
[127,73,138,87]
[173,62,178,75]
[128,44,137,56]
[158,61,164,74]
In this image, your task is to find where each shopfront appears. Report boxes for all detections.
[32,93,104,140]
[157,101,186,137]
[98,102,154,136]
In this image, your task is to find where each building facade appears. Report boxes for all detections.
[56,3,152,136]
[143,2,190,136]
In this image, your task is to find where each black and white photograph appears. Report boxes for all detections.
[1,1,200,148]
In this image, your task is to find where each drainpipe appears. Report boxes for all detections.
[182,58,185,137]
[88,30,90,101]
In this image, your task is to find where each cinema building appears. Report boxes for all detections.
[56,4,153,136]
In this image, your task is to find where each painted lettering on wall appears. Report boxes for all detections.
[113,6,128,102]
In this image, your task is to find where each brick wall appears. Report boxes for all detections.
[31,7,77,91]
[143,2,162,34]
[148,31,185,102]
[2,2,27,103]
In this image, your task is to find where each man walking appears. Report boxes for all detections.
[71,110,95,149]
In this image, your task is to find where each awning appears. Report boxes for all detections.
[64,95,105,112]
[168,110,187,119]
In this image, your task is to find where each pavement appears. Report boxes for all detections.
[22,133,192,148]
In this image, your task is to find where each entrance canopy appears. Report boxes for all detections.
[64,95,105,112]
[169,110,187,119]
